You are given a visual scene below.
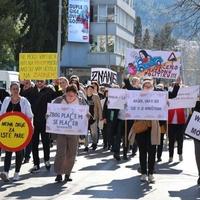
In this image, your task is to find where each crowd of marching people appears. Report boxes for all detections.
[0,74,199,186]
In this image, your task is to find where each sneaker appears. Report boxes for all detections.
[23,158,30,164]
[64,174,72,182]
[148,174,155,183]
[84,147,89,152]
[169,157,173,162]
[29,165,40,173]
[113,153,121,161]
[55,175,62,182]
[0,172,9,182]
[92,144,97,150]
[140,174,147,182]
[13,172,20,181]
[157,158,162,162]
[45,161,51,170]
[179,155,183,162]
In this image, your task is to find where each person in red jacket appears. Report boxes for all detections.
[168,108,186,162]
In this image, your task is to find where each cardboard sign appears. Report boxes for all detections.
[19,53,58,80]
[0,112,33,151]
[168,86,199,109]
[46,103,89,135]
[118,90,168,120]
[108,88,127,110]
[185,111,200,141]
[91,68,117,85]
[125,48,181,79]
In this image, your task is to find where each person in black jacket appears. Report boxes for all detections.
[0,87,10,157]
[22,80,59,173]
[190,99,200,185]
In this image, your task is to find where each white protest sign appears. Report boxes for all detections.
[118,90,168,120]
[185,111,200,141]
[91,68,117,85]
[46,103,89,135]
[168,86,199,109]
[108,88,127,110]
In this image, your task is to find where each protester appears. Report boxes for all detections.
[0,82,33,182]
[53,84,86,182]
[0,87,10,158]
[20,80,34,163]
[102,89,119,151]
[129,80,160,183]
[23,80,59,173]
[188,99,200,185]
[168,107,186,162]
[84,85,102,151]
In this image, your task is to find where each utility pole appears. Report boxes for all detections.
[57,0,62,77]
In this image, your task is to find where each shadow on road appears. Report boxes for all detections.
[169,185,200,200]
[74,175,155,199]
[4,182,67,199]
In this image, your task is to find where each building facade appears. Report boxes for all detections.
[60,0,135,82]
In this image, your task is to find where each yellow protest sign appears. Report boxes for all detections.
[0,112,33,152]
[19,53,58,80]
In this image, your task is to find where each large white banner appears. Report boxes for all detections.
[46,103,89,135]
[185,111,200,141]
[118,90,168,120]
[91,68,117,85]
[125,48,181,79]
[108,88,127,110]
[68,0,90,42]
[168,86,199,109]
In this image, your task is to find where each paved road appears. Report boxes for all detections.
[0,138,199,200]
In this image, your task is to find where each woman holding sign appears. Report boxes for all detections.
[0,82,33,182]
[53,84,86,182]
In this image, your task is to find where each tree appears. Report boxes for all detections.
[152,24,177,50]
[152,33,160,50]
[173,0,200,38]
[0,0,23,70]
[134,16,142,48]
[142,28,151,49]
[17,0,67,53]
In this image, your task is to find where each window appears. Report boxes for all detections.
[99,5,107,22]
[91,5,97,22]
[107,6,115,22]
[90,35,115,53]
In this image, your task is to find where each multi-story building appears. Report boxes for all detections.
[60,0,135,82]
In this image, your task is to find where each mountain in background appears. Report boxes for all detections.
[134,0,185,38]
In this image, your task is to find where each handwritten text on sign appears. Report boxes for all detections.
[108,88,127,110]
[185,111,200,141]
[91,68,117,85]
[46,103,89,135]
[168,85,199,109]
[118,90,168,120]
[19,53,58,80]
[0,112,33,152]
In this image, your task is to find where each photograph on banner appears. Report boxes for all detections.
[91,68,117,85]
[46,103,89,135]
[185,111,200,141]
[119,90,168,120]
[19,53,58,80]
[68,0,90,42]
[168,85,199,109]
[108,88,127,110]
[125,48,181,79]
